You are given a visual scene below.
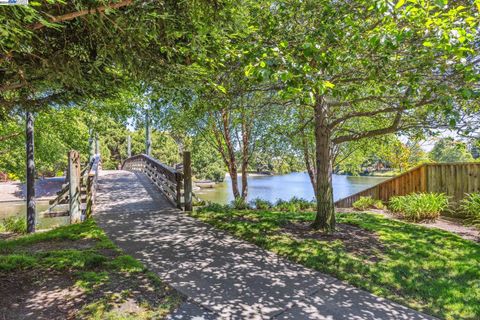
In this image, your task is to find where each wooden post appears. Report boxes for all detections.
[175,173,182,210]
[68,150,82,223]
[89,129,95,160]
[26,112,36,233]
[145,111,151,156]
[94,134,99,155]
[85,175,93,218]
[127,135,131,158]
[183,151,192,211]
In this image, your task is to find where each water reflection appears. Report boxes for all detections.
[195,172,388,204]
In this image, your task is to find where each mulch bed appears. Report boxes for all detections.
[281,221,386,262]
[0,270,84,320]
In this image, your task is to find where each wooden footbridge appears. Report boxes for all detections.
[41,151,193,223]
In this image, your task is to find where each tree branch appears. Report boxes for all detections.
[0,132,22,142]
[332,111,402,144]
[31,0,134,30]
[329,106,401,129]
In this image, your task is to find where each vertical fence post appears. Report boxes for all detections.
[175,173,182,210]
[127,135,131,158]
[68,150,82,224]
[145,111,151,156]
[26,112,36,233]
[183,151,192,211]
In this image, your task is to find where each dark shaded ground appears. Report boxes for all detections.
[281,221,386,261]
[0,270,85,320]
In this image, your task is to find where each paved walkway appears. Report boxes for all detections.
[94,170,436,320]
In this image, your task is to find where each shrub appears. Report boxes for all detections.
[352,196,384,211]
[274,197,315,212]
[0,216,27,234]
[460,193,480,228]
[251,198,273,210]
[231,197,249,210]
[389,193,449,222]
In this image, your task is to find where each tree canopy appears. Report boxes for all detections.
[1,0,479,233]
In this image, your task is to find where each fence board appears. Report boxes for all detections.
[335,163,480,208]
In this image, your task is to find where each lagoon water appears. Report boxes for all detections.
[195,172,389,204]
[0,201,68,230]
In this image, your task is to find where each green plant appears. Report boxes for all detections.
[0,216,27,234]
[251,198,273,210]
[274,197,315,212]
[460,193,480,228]
[389,193,449,222]
[231,197,249,210]
[352,196,385,211]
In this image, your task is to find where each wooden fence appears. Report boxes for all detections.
[335,163,480,208]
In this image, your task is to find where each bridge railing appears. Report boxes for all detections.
[43,152,101,221]
[122,153,192,210]
[85,155,101,218]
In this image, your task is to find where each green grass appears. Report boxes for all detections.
[190,208,480,320]
[0,219,182,319]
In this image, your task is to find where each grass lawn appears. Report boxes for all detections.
[190,208,480,320]
[0,219,183,319]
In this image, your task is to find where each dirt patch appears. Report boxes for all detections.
[0,232,20,241]
[0,270,85,320]
[0,267,182,320]
[281,221,386,262]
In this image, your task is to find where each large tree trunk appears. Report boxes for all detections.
[26,112,36,233]
[311,99,335,232]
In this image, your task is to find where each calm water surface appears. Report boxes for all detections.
[0,201,69,230]
[196,172,389,204]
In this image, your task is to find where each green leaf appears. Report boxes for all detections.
[323,81,335,89]
[395,0,406,9]
[423,41,433,47]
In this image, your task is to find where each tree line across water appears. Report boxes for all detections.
[0,0,479,232]
[1,109,477,181]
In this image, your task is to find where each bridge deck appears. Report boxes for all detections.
[94,170,434,319]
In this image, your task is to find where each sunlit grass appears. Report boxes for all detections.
[191,209,480,320]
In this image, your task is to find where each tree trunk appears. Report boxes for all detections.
[229,164,241,199]
[145,111,151,156]
[26,112,36,233]
[240,118,250,200]
[241,160,248,200]
[311,99,335,232]
[301,129,316,192]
